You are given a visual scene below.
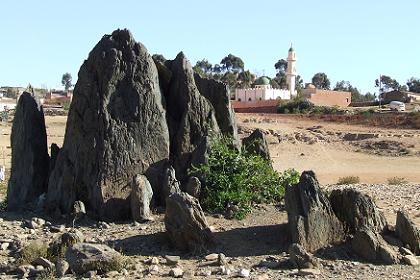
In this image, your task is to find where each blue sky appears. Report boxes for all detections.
[1,0,418,94]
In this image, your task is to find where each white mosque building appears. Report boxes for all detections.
[235,46,297,102]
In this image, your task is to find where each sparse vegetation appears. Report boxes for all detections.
[278,99,314,114]
[97,253,131,274]
[337,176,360,185]
[36,269,56,280]
[18,242,50,265]
[387,177,408,185]
[190,136,300,219]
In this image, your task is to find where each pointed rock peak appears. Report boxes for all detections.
[110,28,135,44]
[299,171,318,187]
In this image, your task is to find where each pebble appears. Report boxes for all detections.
[196,269,212,276]
[297,268,321,276]
[403,255,419,266]
[55,259,69,277]
[205,253,219,261]
[148,265,159,274]
[169,267,184,278]
[165,255,180,265]
[219,265,231,276]
[0,243,9,251]
[238,268,250,278]
[400,247,414,256]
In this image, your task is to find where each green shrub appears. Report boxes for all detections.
[190,136,300,219]
[337,176,360,185]
[278,99,314,114]
[387,177,408,185]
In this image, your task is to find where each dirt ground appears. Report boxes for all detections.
[237,113,420,185]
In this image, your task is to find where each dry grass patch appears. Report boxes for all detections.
[337,176,360,185]
[387,176,408,185]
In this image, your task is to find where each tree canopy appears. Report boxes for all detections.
[61,73,73,91]
[312,72,331,90]
[220,54,244,73]
[407,77,420,93]
[375,75,400,92]
[334,80,375,102]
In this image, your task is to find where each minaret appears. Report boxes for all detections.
[286,44,297,97]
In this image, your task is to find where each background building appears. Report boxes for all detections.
[235,76,291,102]
[302,84,351,107]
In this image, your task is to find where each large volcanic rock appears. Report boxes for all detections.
[285,171,344,252]
[46,29,170,220]
[7,92,49,210]
[157,53,220,182]
[329,188,387,234]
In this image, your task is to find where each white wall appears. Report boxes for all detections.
[235,87,291,102]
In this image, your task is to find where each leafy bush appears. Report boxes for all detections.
[337,176,360,185]
[387,177,408,185]
[190,136,300,219]
[278,99,314,114]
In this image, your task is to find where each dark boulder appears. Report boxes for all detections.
[395,210,420,255]
[285,171,344,252]
[242,129,271,161]
[160,165,181,205]
[46,29,170,220]
[165,192,215,252]
[329,188,387,234]
[7,92,49,211]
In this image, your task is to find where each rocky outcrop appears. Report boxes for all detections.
[395,210,420,255]
[329,188,387,234]
[46,29,170,220]
[44,28,239,221]
[242,129,271,161]
[65,243,123,275]
[130,175,153,222]
[285,171,344,252]
[7,92,49,211]
[352,228,399,264]
[165,192,215,252]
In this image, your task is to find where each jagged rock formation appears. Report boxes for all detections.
[165,192,215,252]
[160,165,181,205]
[158,53,220,182]
[285,171,344,252]
[330,188,387,234]
[46,29,170,220]
[7,92,49,211]
[242,129,271,161]
[395,210,420,255]
[44,29,238,221]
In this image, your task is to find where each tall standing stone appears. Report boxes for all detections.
[46,29,170,220]
[158,52,220,182]
[7,92,49,210]
[242,129,271,161]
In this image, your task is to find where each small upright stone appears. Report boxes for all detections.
[242,129,271,161]
[185,176,201,198]
[395,210,420,255]
[165,192,215,252]
[169,267,184,278]
[130,175,153,222]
